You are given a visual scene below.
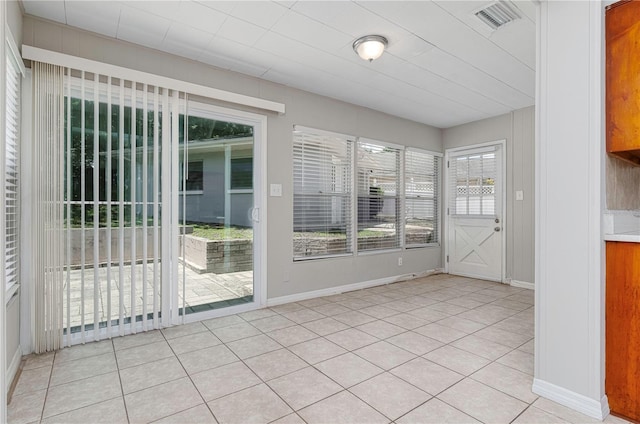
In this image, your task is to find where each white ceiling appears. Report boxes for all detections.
[21,0,536,128]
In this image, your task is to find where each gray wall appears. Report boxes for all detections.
[181,151,254,228]
[182,152,226,225]
[23,17,443,299]
[605,155,640,210]
[6,0,22,385]
[443,106,535,285]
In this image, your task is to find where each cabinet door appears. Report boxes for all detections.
[606,241,640,422]
[606,0,640,165]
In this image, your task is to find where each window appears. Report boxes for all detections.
[230,157,252,190]
[182,161,203,192]
[292,126,442,260]
[293,127,354,259]
[357,140,401,251]
[405,149,440,246]
[5,41,23,294]
[450,150,496,216]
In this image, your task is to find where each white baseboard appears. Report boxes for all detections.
[6,345,22,393]
[509,279,535,290]
[267,268,443,307]
[532,378,610,420]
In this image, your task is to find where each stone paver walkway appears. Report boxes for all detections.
[64,264,253,329]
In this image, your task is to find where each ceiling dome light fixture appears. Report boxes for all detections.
[353,35,388,62]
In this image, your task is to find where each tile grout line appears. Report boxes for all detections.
[158,327,224,424]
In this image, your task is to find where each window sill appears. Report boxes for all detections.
[405,243,441,249]
[293,252,354,262]
[356,248,403,256]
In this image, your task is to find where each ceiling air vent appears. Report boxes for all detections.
[475,1,521,30]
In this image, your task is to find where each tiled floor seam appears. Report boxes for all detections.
[466,371,539,406]
[110,338,133,424]
[39,394,123,423]
[182,317,324,420]
[508,403,536,424]
[37,353,57,423]
[159,328,222,423]
[433,392,503,424]
[347,385,432,422]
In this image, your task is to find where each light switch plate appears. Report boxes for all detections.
[270,183,283,197]
[516,190,524,201]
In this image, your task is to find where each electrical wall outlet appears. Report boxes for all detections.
[270,183,283,197]
[516,190,524,201]
[398,257,403,266]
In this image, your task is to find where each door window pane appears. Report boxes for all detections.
[179,109,254,314]
[450,151,497,216]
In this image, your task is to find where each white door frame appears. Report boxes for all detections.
[444,139,507,283]
[176,101,268,325]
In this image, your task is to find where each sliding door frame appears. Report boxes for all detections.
[178,101,268,325]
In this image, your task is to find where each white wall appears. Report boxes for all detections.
[443,106,535,285]
[534,1,607,419]
[22,16,443,301]
[5,0,22,392]
[7,0,21,47]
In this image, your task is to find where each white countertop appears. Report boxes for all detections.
[604,211,640,242]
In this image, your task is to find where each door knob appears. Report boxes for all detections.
[495,218,500,223]
[494,227,501,232]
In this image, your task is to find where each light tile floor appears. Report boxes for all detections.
[8,274,630,424]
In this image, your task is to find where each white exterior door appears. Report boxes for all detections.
[446,143,504,282]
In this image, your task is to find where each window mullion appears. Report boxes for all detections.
[399,149,405,249]
[351,138,357,255]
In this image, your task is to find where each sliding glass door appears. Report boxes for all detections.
[60,70,264,344]
[177,102,257,317]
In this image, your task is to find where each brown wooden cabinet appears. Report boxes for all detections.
[605,241,640,422]
[606,0,640,165]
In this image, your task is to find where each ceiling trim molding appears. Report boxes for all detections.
[21,45,286,114]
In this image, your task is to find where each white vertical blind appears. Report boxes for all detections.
[33,62,65,353]
[130,81,137,335]
[28,63,184,346]
[449,147,498,216]
[5,48,21,294]
[105,76,112,336]
[357,140,401,251]
[141,83,148,330]
[293,126,354,259]
[92,72,100,341]
[152,86,160,328]
[405,149,441,246]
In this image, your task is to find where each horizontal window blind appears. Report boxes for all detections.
[449,148,497,216]
[293,128,354,259]
[357,140,401,251]
[5,51,21,293]
[405,149,440,246]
